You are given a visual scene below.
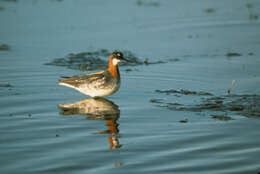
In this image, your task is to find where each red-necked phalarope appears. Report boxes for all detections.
[58,51,127,97]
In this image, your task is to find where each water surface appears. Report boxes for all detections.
[1,0,260,174]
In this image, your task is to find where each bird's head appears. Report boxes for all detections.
[110,51,127,66]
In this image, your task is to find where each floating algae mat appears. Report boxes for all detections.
[151,89,260,118]
[155,89,213,96]
[0,82,12,88]
[45,49,165,71]
[0,44,10,51]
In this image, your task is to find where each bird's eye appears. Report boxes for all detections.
[117,53,121,57]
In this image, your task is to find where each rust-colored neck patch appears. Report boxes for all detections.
[108,55,120,78]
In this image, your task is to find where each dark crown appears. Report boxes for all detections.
[111,51,124,59]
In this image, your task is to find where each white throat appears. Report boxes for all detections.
[112,59,120,65]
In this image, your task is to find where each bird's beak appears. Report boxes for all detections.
[120,57,130,62]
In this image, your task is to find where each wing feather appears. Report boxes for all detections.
[58,70,106,88]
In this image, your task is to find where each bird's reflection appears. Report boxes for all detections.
[59,97,121,149]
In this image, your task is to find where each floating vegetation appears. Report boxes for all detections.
[0,82,20,96]
[151,88,260,118]
[0,6,4,11]
[249,13,258,20]
[246,3,253,9]
[155,89,213,96]
[226,52,241,57]
[168,58,180,62]
[179,119,188,123]
[179,53,246,59]
[2,0,17,2]
[45,49,168,71]
[150,98,164,103]
[136,0,160,7]
[211,115,234,121]
[246,3,258,20]
[144,58,164,65]
[0,82,12,88]
[204,8,215,13]
[0,44,10,51]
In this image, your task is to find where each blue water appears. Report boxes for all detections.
[1,0,260,174]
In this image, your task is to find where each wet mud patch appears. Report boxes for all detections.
[151,89,260,119]
[45,49,171,71]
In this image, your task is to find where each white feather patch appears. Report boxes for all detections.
[113,59,120,65]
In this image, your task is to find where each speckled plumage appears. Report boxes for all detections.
[58,51,125,97]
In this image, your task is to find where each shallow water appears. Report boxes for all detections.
[1,0,260,174]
